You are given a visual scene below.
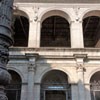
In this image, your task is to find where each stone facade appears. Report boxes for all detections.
[6,2,100,100]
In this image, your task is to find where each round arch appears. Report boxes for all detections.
[81,9,100,20]
[6,68,22,100]
[13,8,29,19]
[87,68,100,83]
[40,68,72,100]
[38,67,74,84]
[82,9,100,48]
[12,9,29,47]
[7,67,25,83]
[38,8,72,23]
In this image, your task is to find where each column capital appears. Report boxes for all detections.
[25,53,39,71]
[74,54,87,72]
[76,64,85,72]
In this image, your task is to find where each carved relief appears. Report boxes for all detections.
[33,6,39,21]
[0,0,14,28]
[73,7,80,21]
[76,64,85,72]
[0,0,14,99]
[0,95,8,100]
[28,61,36,71]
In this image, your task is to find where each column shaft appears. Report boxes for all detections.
[27,66,35,100]
[21,83,27,100]
[71,84,78,100]
[25,53,38,100]
[36,21,41,48]
[70,21,84,48]
[28,21,37,47]
[77,68,85,100]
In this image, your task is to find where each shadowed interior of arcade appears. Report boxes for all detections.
[40,70,71,100]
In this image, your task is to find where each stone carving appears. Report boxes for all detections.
[0,68,11,85]
[76,64,85,72]
[0,94,8,100]
[28,61,36,71]
[0,0,13,30]
[0,0,14,100]
[33,6,39,21]
[73,7,80,21]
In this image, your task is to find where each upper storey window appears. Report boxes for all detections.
[83,10,100,48]
[12,15,29,47]
[40,16,71,47]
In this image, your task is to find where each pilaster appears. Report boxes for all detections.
[70,21,84,48]
[25,53,39,100]
[28,19,38,48]
[74,54,87,100]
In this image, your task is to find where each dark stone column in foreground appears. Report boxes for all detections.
[0,0,14,100]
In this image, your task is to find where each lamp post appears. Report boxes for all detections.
[0,0,14,100]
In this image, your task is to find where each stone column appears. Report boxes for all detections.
[70,21,84,48]
[28,20,37,48]
[21,83,27,100]
[0,0,14,100]
[85,84,91,100]
[71,84,78,100]
[74,54,87,100]
[36,20,41,48]
[34,83,40,100]
[25,53,38,100]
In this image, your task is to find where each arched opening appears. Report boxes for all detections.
[12,15,29,47]
[40,16,71,47]
[41,70,71,100]
[90,71,100,100]
[83,11,100,48]
[5,70,22,100]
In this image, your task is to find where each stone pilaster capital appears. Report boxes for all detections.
[74,54,87,72]
[25,53,39,72]
[76,64,85,72]
[28,64,35,71]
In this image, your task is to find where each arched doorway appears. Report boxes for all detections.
[90,71,100,100]
[5,70,22,100]
[41,70,71,100]
[40,16,71,47]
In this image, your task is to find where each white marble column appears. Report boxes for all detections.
[70,21,84,48]
[36,20,41,48]
[25,53,38,100]
[28,7,40,48]
[74,54,87,100]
